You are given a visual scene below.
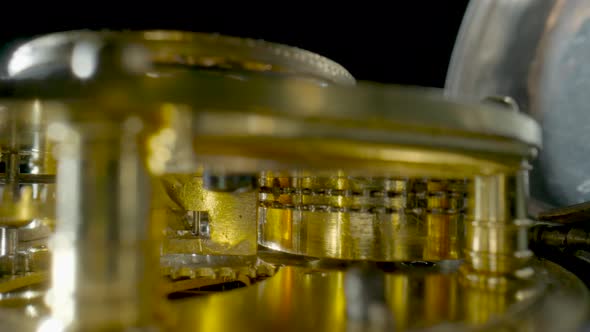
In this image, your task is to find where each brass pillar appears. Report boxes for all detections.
[463,170,533,287]
[42,117,158,331]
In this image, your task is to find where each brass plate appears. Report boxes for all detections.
[171,258,589,332]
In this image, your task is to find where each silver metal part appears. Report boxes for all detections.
[202,172,257,193]
[345,264,394,331]
[446,0,590,207]
[0,28,556,332]
[0,228,18,274]
[0,228,17,257]
[186,211,211,239]
[4,30,356,86]
[482,95,520,112]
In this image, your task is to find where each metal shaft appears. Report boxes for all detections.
[47,119,157,331]
[0,227,17,257]
[0,227,18,275]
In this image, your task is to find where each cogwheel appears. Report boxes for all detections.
[161,254,278,295]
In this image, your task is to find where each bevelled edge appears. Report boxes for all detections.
[3,30,355,85]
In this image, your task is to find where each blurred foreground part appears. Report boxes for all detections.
[0,28,584,332]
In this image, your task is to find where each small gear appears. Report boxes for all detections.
[161,254,278,295]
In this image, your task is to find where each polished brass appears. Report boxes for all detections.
[143,31,355,260]
[0,187,40,228]
[46,116,160,331]
[0,100,56,277]
[171,258,589,332]
[259,174,465,260]
[161,254,277,294]
[188,96,537,264]
[160,174,258,256]
[0,30,358,330]
[0,29,563,332]
[0,79,543,331]
[462,172,533,286]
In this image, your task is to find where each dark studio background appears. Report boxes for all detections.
[0,2,469,87]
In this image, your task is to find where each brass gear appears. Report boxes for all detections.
[161,254,278,295]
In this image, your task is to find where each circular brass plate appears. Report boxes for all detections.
[172,258,589,332]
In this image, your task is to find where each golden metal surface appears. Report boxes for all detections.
[160,174,258,256]
[0,187,42,228]
[162,255,276,281]
[171,259,589,332]
[259,175,465,260]
[463,173,533,282]
[191,137,527,178]
[141,32,356,261]
[0,272,47,294]
[0,29,553,332]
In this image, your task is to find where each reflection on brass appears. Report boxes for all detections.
[191,137,528,178]
[0,272,47,294]
[259,174,465,261]
[172,259,589,332]
[160,174,258,256]
[464,286,508,326]
[463,173,533,285]
[386,272,459,330]
[0,28,579,332]
[146,31,356,263]
[0,100,56,279]
[0,187,40,228]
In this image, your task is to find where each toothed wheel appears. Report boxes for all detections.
[161,254,278,295]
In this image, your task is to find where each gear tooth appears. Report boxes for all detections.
[257,267,268,277]
[196,267,215,278]
[247,266,257,279]
[179,267,192,278]
[161,255,277,292]
[256,261,276,277]
[234,267,244,277]
[219,267,235,279]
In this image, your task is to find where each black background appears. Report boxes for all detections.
[0,2,469,87]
